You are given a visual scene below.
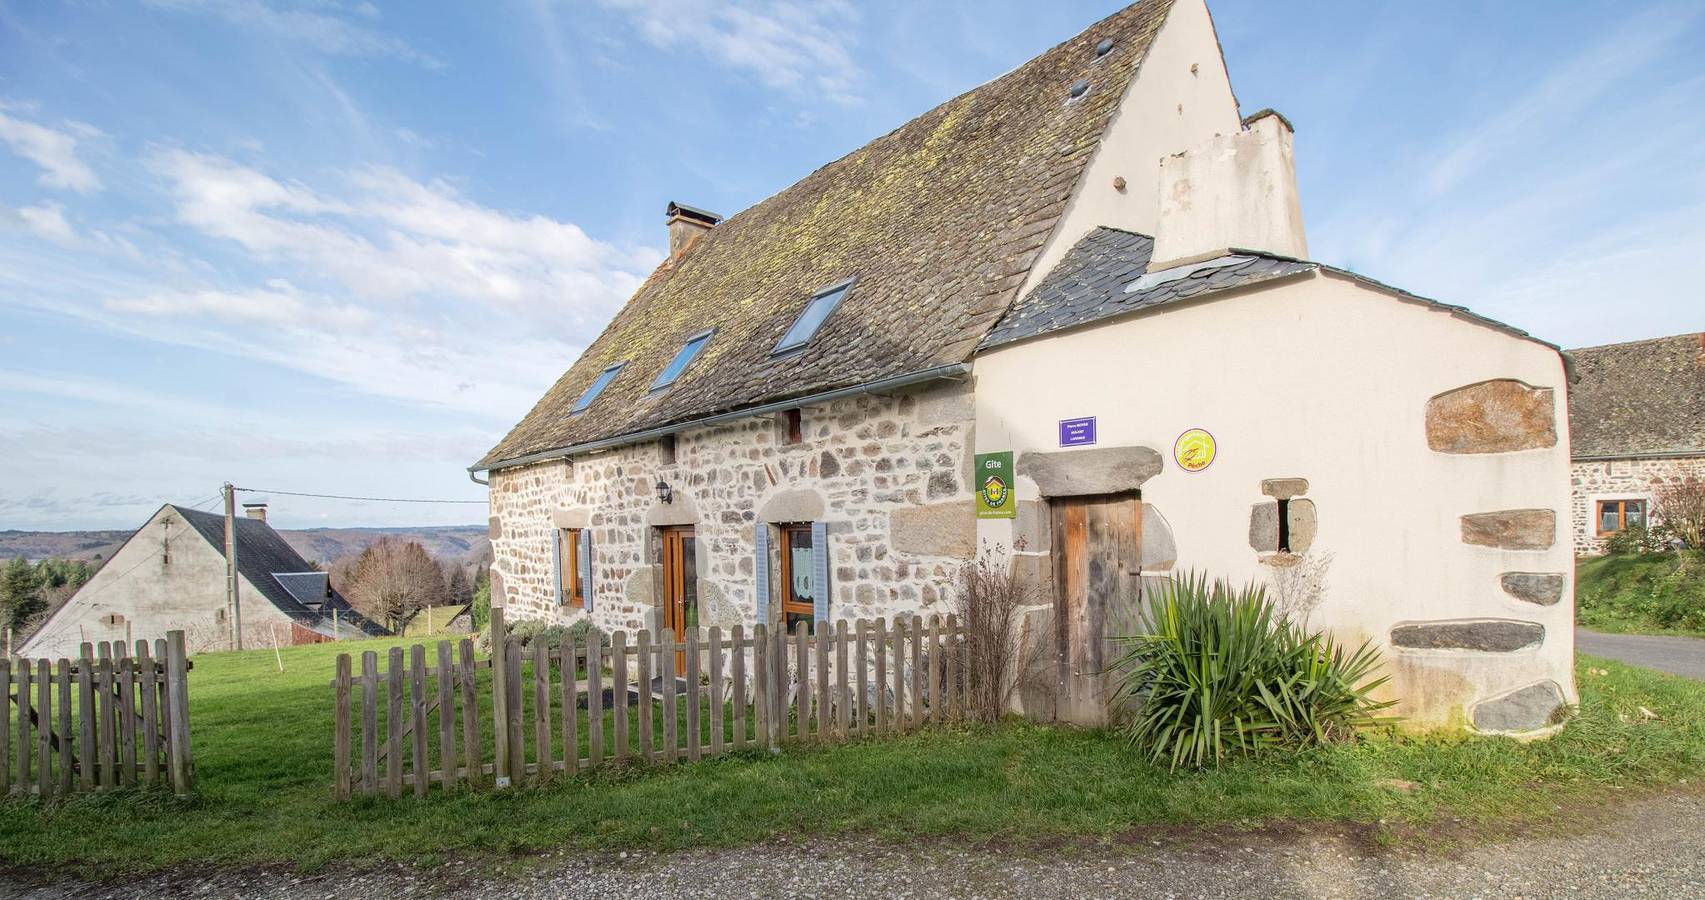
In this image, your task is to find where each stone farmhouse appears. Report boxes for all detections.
[20,503,387,658]
[1567,332,1705,554]
[477,0,1577,734]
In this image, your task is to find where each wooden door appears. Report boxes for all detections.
[660,526,698,675]
[1050,493,1143,727]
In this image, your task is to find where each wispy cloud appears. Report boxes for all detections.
[0,106,103,193]
[1423,4,1701,196]
[142,0,444,69]
[4,140,662,421]
[595,0,863,104]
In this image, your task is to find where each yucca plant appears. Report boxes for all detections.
[1113,572,1396,771]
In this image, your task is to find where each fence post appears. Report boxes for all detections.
[165,630,193,797]
[750,624,767,753]
[0,657,9,796]
[334,653,351,801]
[489,606,511,787]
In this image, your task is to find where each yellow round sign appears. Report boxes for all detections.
[1173,428,1216,472]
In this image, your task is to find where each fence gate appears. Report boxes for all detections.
[2,630,195,798]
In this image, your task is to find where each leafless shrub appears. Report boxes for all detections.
[1657,478,1705,553]
[1268,551,1334,629]
[952,540,1037,722]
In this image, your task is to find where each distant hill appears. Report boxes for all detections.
[0,530,131,562]
[0,524,490,567]
[279,526,491,568]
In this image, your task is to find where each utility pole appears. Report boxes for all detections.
[223,482,243,650]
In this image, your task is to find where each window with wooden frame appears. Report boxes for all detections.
[558,528,585,608]
[1596,499,1647,536]
[777,523,817,629]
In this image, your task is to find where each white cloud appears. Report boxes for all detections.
[0,108,103,193]
[2,144,662,422]
[142,0,443,69]
[595,0,863,104]
[144,148,658,319]
[16,202,75,242]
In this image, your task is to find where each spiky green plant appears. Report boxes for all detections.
[1113,572,1396,771]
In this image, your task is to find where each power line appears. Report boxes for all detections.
[232,486,487,505]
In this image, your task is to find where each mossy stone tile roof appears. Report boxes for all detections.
[1568,332,1705,459]
[476,0,1176,471]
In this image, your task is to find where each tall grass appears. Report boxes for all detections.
[1114,572,1395,771]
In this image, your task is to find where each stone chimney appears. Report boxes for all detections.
[1150,109,1308,271]
[666,201,722,261]
[242,503,268,522]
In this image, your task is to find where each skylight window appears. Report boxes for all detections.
[773,278,854,355]
[651,329,714,391]
[571,363,624,414]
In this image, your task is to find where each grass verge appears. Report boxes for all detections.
[0,638,1702,874]
[1576,552,1705,637]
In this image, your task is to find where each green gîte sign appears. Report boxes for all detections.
[975,450,1016,519]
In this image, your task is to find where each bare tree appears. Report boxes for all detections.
[343,538,449,631]
[952,541,1037,722]
[1658,478,1705,553]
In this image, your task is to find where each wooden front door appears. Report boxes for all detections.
[1050,493,1144,727]
[660,526,698,675]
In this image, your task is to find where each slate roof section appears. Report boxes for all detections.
[1567,332,1705,459]
[476,0,1178,471]
[172,506,389,637]
[274,571,331,608]
[980,227,1314,348]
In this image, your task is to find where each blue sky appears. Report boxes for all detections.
[2,0,1701,531]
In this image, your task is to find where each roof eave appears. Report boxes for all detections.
[473,362,973,474]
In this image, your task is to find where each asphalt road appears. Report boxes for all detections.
[7,790,1705,898]
[1577,629,1705,680]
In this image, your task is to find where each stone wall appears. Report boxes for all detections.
[1570,455,1705,554]
[487,382,976,635]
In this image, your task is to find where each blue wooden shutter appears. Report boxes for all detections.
[753,523,770,625]
[579,528,595,612]
[552,530,564,607]
[810,521,829,623]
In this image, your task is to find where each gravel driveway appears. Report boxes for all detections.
[1578,629,1705,680]
[6,790,1705,899]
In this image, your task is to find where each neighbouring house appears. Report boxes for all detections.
[1567,332,1705,554]
[20,503,387,658]
[476,0,1576,735]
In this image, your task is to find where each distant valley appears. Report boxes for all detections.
[0,524,490,567]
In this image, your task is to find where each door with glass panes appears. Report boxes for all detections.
[660,526,697,675]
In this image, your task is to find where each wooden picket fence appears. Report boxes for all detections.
[331,611,966,798]
[1,631,194,798]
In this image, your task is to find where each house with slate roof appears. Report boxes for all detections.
[20,503,387,658]
[477,0,1577,734]
[1566,332,1705,554]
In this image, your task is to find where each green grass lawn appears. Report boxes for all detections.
[2,636,1704,874]
[1576,552,1705,637]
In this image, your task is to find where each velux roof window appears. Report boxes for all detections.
[772,278,854,355]
[651,329,714,391]
[571,362,624,414]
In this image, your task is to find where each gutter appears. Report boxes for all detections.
[470,362,973,476]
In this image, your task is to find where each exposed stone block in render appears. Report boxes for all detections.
[1425,379,1556,454]
[1461,509,1555,551]
[1389,619,1544,652]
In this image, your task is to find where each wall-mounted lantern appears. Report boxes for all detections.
[656,479,673,505]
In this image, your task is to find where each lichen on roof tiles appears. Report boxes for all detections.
[1568,332,1705,458]
[476,0,1176,471]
